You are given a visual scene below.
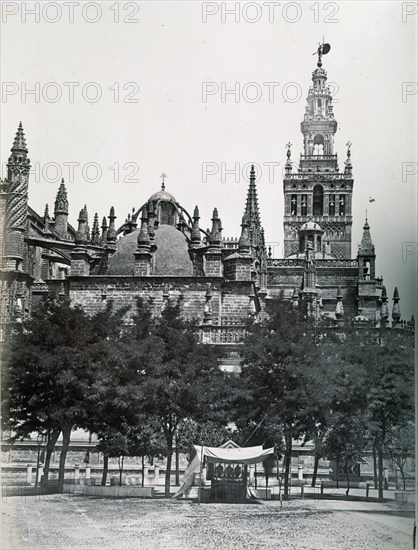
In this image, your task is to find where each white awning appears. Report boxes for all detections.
[194,444,275,465]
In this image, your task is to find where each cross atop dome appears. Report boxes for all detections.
[160,172,167,190]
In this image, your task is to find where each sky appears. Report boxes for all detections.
[1,1,417,318]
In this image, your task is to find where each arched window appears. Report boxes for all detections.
[339,195,345,216]
[313,184,324,216]
[313,134,324,155]
[301,194,308,216]
[329,194,336,216]
[290,194,297,215]
[160,202,176,225]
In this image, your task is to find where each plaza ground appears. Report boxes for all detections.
[1,492,414,550]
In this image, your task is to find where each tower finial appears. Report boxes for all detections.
[107,206,117,243]
[285,142,293,173]
[392,286,401,326]
[11,122,28,152]
[91,213,100,244]
[190,205,201,246]
[313,42,331,68]
[160,172,167,191]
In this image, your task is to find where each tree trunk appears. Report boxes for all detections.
[41,428,60,489]
[345,457,350,496]
[165,432,173,497]
[372,447,378,489]
[311,454,319,487]
[141,455,145,487]
[57,425,71,493]
[401,468,406,491]
[175,441,180,486]
[378,446,384,500]
[118,455,124,487]
[283,430,292,499]
[336,460,339,489]
[101,454,109,486]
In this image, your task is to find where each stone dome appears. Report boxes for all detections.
[300,221,323,232]
[107,225,193,276]
[148,189,177,203]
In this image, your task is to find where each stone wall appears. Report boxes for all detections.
[64,276,255,326]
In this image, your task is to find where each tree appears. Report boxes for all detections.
[135,302,224,497]
[345,329,415,499]
[324,410,368,495]
[240,299,317,498]
[2,297,121,492]
[385,422,415,491]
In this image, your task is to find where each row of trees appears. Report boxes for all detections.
[1,296,414,499]
[239,301,415,498]
[2,298,229,495]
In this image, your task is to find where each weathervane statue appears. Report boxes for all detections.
[313,41,331,67]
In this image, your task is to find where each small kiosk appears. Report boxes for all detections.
[193,441,275,503]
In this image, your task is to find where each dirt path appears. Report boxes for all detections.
[2,495,414,550]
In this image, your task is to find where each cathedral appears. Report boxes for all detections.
[0,49,412,362]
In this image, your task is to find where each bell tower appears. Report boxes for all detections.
[283,44,354,260]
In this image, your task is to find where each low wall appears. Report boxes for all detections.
[63,484,155,498]
[395,491,415,503]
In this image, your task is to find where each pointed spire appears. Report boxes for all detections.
[107,206,117,243]
[392,287,401,325]
[75,207,89,246]
[191,205,201,246]
[83,205,90,243]
[238,213,251,254]
[11,122,28,153]
[137,208,150,248]
[91,213,100,245]
[147,202,156,241]
[243,164,266,252]
[209,207,222,246]
[380,286,389,326]
[359,218,374,254]
[245,165,261,226]
[101,216,108,236]
[43,204,50,232]
[54,178,69,215]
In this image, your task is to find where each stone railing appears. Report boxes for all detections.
[283,215,352,223]
[284,173,349,180]
[199,325,246,344]
[300,154,337,161]
[268,258,358,268]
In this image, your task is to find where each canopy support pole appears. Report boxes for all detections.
[198,445,204,505]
